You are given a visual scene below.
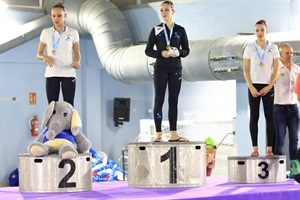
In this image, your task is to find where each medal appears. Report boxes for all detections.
[163,23,174,52]
[52,26,65,56]
[254,41,267,68]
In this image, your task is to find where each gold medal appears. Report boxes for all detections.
[166,45,171,50]
[259,63,264,67]
[52,51,56,55]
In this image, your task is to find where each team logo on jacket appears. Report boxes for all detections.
[65,34,73,41]
[154,26,163,36]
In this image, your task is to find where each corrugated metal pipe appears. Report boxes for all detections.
[44,0,151,84]
[1,0,300,84]
[42,0,300,83]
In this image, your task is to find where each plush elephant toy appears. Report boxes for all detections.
[28,101,92,159]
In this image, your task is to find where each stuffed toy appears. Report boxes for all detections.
[290,148,300,183]
[205,137,217,176]
[27,101,91,159]
[168,47,179,57]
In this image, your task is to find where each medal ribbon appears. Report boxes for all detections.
[163,23,174,47]
[254,42,267,65]
[52,26,65,53]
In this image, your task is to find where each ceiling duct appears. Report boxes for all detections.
[46,0,300,83]
[1,0,300,84]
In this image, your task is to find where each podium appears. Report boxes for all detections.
[227,156,286,183]
[19,153,92,192]
[128,142,206,188]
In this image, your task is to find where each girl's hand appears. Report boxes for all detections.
[43,56,55,67]
[249,86,261,98]
[72,62,81,69]
[259,85,271,96]
[161,50,171,58]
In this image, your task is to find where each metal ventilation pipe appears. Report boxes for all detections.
[45,0,299,83]
[2,0,300,84]
[44,0,152,84]
[184,33,300,81]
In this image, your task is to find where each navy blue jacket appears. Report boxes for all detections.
[145,23,190,72]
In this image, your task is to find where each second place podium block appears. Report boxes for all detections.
[19,153,92,193]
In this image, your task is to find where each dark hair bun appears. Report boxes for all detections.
[259,19,266,24]
[57,2,64,7]
[255,19,267,27]
[53,2,65,11]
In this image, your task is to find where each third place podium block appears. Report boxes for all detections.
[227,155,286,183]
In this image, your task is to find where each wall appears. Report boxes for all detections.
[0,0,299,184]
[123,0,300,42]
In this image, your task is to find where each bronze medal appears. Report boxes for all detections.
[259,63,264,67]
[52,51,56,55]
[166,45,171,51]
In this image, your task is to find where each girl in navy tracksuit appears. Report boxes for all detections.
[145,1,190,142]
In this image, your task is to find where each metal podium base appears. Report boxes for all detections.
[128,142,206,188]
[19,153,92,193]
[227,156,286,183]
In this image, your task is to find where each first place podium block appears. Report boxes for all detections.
[18,153,92,193]
[128,142,206,188]
[227,155,286,184]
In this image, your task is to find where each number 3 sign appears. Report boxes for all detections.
[228,156,286,184]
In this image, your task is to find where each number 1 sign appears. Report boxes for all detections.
[128,142,207,188]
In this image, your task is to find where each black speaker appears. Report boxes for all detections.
[113,98,130,123]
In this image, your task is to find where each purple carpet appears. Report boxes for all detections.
[1,176,300,200]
